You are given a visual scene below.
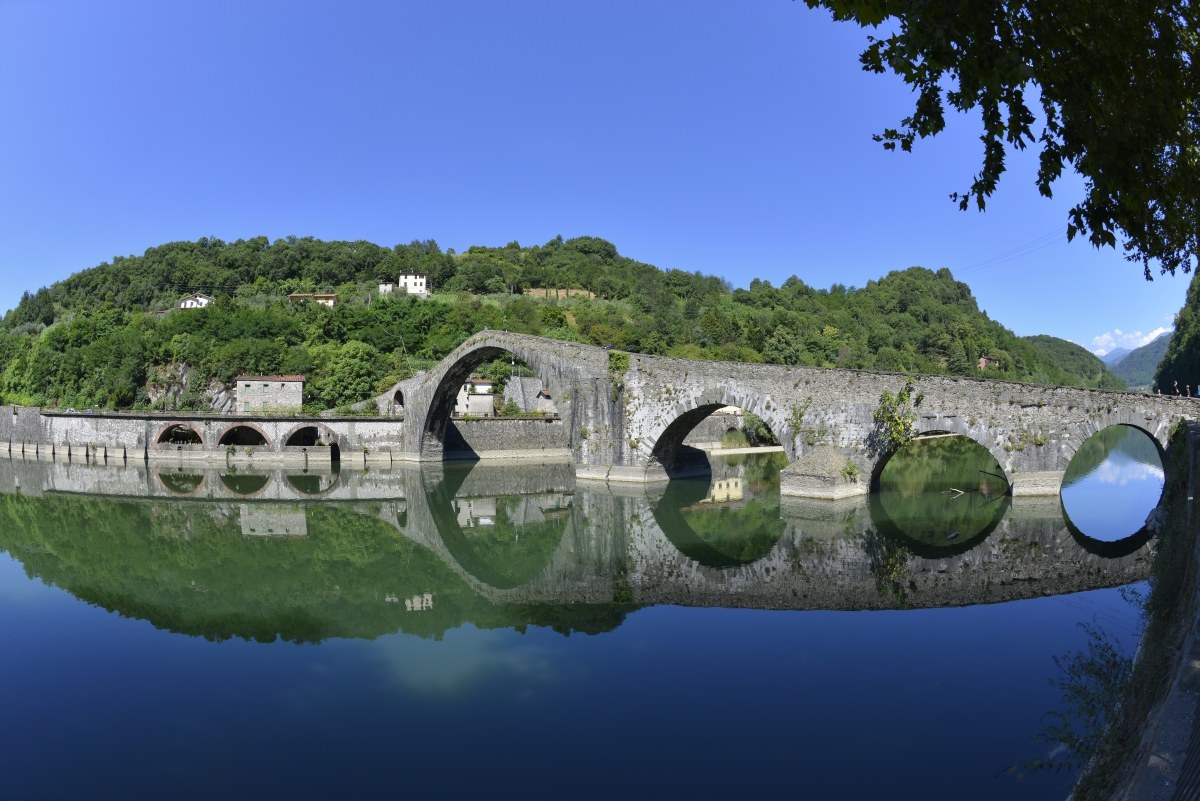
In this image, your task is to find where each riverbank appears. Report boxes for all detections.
[1077,422,1200,800]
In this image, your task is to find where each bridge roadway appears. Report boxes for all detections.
[3,331,1197,498]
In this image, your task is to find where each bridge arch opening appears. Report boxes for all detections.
[219,425,269,447]
[1061,424,1164,545]
[422,347,564,460]
[649,404,782,480]
[869,434,1009,551]
[157,424,203,446]
[283,425,340,466]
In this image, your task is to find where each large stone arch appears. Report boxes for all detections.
[413,340,573,459]
[643,386,793,479]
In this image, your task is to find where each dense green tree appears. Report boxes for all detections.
[806,0,1200,276]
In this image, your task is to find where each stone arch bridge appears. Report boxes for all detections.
[392,332,1197,498]
[3,331,1196,498]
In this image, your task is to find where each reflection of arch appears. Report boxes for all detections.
[219,473,271,496]
[866,491,1008,558]
[156,470,205,495]
[421,346,563,459]
[284,472,338,496]
[218,425,269,446]
[156,424,203,445]
[651,477,786,568]
[422,473,573,590]
[1060,497,1153,558]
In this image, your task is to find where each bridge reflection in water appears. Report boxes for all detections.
[0,452,1151,643]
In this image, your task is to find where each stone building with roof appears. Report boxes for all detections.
[236,375,305,412]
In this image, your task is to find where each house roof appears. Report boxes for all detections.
[236,375,306,382]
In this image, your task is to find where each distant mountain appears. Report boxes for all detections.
[1112,332,1172,389]
[1100,347,1130,365]
[1023,335,1126,390]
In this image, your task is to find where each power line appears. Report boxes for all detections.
[955,228,1065,276]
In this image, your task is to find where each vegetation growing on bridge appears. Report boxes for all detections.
[0,235,1128,411]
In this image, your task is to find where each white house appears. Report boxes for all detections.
[454,378,495,417]
[378,281,396,294]
[287,292,338,307]
[398,274,429,296]
[179,294,213,309]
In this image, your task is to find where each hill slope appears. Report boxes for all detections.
[1022,336,1126,390]
[1111,332,1171,389]
[0,236,1132,411]
[1100,347,1130,365]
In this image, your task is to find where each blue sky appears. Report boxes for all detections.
[0,0,1187,355]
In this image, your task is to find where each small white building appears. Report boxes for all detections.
[288,292,338,307]
[179,293,213,309]
[454,378,495,417]
[398,274,429,296]
[379,281,396,294]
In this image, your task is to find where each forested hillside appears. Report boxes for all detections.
[1022,336,1126,390]
[1157,270,1200,394]
[1112,332,1171,389]
[0,235,1126,412]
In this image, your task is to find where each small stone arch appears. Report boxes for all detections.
[283,423,342,465]
[217,424,269,447]
[645,392,792,480]
[156,423,203,446]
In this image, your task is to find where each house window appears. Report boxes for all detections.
[262,402,269,411]
[244,402,250,412]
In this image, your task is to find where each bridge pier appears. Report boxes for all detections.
[779,446,870,500]
[1010,471,1065,496]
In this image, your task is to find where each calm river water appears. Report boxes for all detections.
[0,428,1163,800]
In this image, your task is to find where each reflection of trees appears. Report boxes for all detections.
[879,436,1007,496]
[0,493,625,642]
[860,527,915,604]
[219,473,270,495]
[1062,426,1163,487]
[157,472,204,495]
[436,494,570,589]
[873,437,1009,551]
[655,453,788,568]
